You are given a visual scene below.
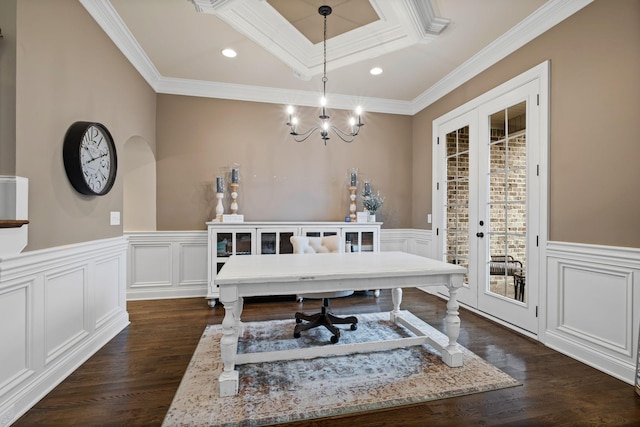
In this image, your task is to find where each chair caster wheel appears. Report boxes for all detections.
[330,335,339,344]
[294,331,301,338]
[295,318,302,324]
[350,323,358,331]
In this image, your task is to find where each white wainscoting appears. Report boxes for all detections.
[0,237,129,426]
[124,229,434,302]
[546,241,640,384]
[380,228,434,258]
[123,230,640,384]
[126,231,209,300]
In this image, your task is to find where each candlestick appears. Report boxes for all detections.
[349,186,357,222]
[230,183,239,214]
[215,192,224,221]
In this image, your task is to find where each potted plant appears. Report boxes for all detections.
[361,190,384,222]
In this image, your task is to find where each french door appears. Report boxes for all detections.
[434,64,548,335]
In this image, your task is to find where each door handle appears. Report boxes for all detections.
[476,232,484,238]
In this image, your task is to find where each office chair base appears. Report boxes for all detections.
[293,300,358,344]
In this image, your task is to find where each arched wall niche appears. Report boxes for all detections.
[123,135,156,231]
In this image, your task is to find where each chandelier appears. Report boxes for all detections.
[286,5,364,144]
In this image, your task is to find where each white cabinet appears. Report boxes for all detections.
[206,221,381,306]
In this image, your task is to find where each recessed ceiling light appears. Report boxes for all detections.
[370,67,383,75]
[222,48,237,58]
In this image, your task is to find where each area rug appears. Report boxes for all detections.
[162,311,520,427]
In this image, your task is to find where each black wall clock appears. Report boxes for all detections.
[63,121,117,196]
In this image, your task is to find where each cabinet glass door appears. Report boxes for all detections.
[344,230,376,252]
[258,230,295,254]
[302,229,339,237]
[360,231,375,251]
[216,233,233,257]
[235,232,252,255]
[215,231,253,257]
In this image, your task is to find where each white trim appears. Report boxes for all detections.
[0,237,129,425]
[380,228,433,258]
[125,231,208,301]
[432,61,550,334]
[413,0,591,112]
[79,0,592,115]
[125,230,638,385]
[545,241,640,384]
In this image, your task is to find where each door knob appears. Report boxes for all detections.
[476,232,484,238]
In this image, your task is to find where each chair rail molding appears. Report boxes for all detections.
[0,237,129,426]
[546,241,640,385]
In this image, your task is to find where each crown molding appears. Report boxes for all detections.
[80,0,593,116]
[409,0,594,114]
[189,0,448,80]
[79,0,161,90]
[156,77,415,115]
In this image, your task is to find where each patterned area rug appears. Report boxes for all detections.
[163,311,520,427]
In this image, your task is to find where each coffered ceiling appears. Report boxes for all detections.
[80,0,592,114]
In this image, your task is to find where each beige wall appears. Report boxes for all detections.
[0,0,17,176]
[156,95,412,230]
[16,0,156,250]
[11,0,640,251]
[412,0,640,248]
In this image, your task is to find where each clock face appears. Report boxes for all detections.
[63,121,117,196]
[80,125,113,194]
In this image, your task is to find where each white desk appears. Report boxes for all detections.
[215,251,467,397]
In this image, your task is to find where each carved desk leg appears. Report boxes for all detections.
[219,297,240,397]
[442,284,464,367]
[390,287,403,321]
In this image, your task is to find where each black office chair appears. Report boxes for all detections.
[290,235,358,343]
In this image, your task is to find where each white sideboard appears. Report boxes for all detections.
[206,221,381,306]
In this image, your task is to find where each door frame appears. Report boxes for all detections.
[431,61,549,339]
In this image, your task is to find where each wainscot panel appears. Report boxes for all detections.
[381,229,433,258]
[125,231,208,300]
[0,237,129,426]
[546,241,640,384]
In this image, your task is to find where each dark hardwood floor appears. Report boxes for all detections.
[14,289,640,426]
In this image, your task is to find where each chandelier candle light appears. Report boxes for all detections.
[286,5,364,145]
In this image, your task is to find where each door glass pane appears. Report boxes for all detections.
[486,101,527,302]
[445,126,470,283]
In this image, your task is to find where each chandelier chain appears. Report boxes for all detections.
[323,13,328,85]
[285,5,364,144]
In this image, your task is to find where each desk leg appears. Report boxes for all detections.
[390,287,402,321]
[442,285,463,367]
[219,300,239,397]
[233,297,244,336]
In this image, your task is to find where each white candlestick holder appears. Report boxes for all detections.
[230,183,239,214]
[215,192,224,221]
